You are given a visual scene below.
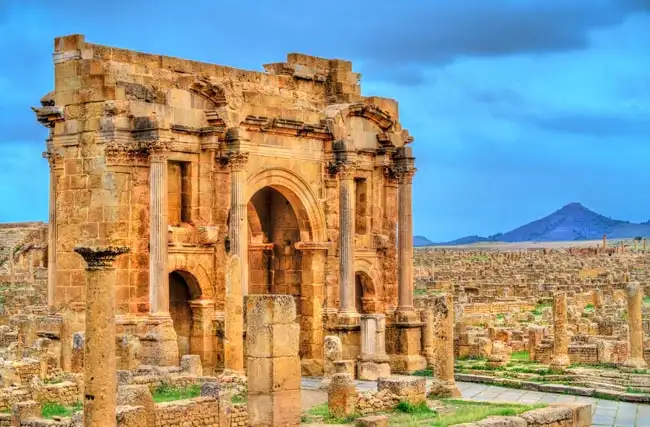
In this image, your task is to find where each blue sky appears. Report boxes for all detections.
[1,0,649,242]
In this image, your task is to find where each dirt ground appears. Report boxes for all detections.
[424,238,629,251]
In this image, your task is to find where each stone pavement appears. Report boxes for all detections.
[301,378,650,427]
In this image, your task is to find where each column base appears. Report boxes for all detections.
[337,310,361,326]
[357,356,391,381]
[549,355,571,372]
[621,357,648,370]
[389,354,427,374]
[140,314,179,367]
[428,379,461,398]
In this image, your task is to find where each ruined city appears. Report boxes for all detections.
[0,32,645,427]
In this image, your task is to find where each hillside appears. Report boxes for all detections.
[416,202,650,246]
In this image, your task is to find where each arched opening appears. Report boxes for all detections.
[169,271,202,359]
[355,271,375,314]
[248,187,302,315]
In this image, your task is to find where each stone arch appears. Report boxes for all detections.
[355,258,381,313]
[247,202,265,243]
[168,255,214,299]
[246,168,327,243]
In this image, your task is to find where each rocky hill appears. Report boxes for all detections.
[416,203,650,246]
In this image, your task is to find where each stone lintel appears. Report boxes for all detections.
[294,241,330,251]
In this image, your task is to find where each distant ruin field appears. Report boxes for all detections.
[419,238,631,250]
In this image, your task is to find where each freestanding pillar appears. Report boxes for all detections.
[337,160,358,320]
[146,145,179,366]
[623,282,648,369]
[74,246,129,427]
[550,292,571,371]
[44,152,57,311]
[358,314,391,380]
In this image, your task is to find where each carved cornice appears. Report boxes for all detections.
[74,246,129,270]
[383,166,398,185]
[104,139,171,164]
[241,115,331,140]
[190,78,227,108]
[328,160,359,179]
[42,151,62,168]
[294,241,330,251]
[32,106,64,128]
[347,103,394,131]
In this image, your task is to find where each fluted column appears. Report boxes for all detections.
[395,148,416,316]
[338,161,358,317]
[74,246,129,427]
[43,152,57,310]
[228,151,249,295]
[149,146,169,316]
[623,282,647,369]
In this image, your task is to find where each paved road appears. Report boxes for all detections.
[301,378,650,427]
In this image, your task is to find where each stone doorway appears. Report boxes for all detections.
[168,270,202,359]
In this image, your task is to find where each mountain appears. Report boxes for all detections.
[414,202,650,246]
[413,235,434,246]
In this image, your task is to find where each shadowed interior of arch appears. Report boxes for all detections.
[169,270,202,360]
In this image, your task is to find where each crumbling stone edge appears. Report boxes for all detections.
[456,373,650,403]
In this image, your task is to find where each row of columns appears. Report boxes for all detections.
[336,146,416,318]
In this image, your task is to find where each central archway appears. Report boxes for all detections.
[245,168,328,374]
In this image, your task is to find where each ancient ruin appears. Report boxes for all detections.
[0,33,623,426]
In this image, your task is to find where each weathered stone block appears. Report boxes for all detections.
[377,376,425,404]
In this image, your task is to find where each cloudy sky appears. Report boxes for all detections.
[1,0,649,242]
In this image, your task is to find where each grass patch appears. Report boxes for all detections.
[412,368,434,377]
[644,295,650,306]
[152,383,201,403]
[231,393,247,404]
[414,288,427,296]
[470,255,489,262]
[302,403,360,424]
[388,399,545,426]
[41,401,82,419]
[511,350,530,361]
[530,302,552,316]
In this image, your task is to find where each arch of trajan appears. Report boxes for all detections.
[33,34,426,377]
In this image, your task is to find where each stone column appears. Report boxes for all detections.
[224,256,244,372]
[228,150,249,293]
[430,294,461,397]
[358,314,391,380]
[395,148,416,317]
[623,282,648,369]
[149,146,169,316]
[337,160,358,319]
[550,292,570,371]
[44,152,57,311]
[246,295,301,427]
[145,145,179,367]
[74,246,129,427]
[388,148,426,374]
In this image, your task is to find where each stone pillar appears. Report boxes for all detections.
[337,160,358,319]
[328,361,357,419]
[246,295,301,427]
[550,292,570,371]
[149,146,169,316]
[623,282,647,369]
[644,238,648,251]
[429,294,461,397]
[224,256,244,373]
[44,152,57,311]
[395,148,416,316]
[296,242,328,376]
[602,234,607,249]
[60,316,72,372]
[592,289,604,310]
[419,306,435,367]
[358,314,391,380]
[228,150,249,293]
[189,299,216,370]
[527,326,544,361]
[74,246,129,427]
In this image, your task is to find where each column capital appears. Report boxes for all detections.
[74,246,129,270]
[149,140,171,163]
[395,165,417,184]
[227,151,250,171]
